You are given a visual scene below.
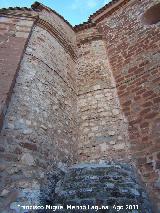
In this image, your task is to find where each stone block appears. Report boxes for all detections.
[21,153,35,166]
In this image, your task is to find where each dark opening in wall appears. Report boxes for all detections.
[142,3,160,25]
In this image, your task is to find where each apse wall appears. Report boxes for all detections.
[76,27,130,163]
[0,6,78,212]
[91,0,160,211]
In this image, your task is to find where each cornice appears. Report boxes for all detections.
[89,0,131,23]
[0,5,77,60]
[36,18,77,60]
[0,1,131,32]
[73,0,131,32]
[74,22,96,32]
[77,34,103,47]
[0,0,132,55]
[0,7,38,19]
[31,1,73,29]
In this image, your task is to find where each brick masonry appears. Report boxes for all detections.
[0,0,160,212]
[0,10,37,129]
[93,0,160,211]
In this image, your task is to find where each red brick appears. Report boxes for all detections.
[118,84,127,90]
[134,95,141,100]
[145,112,158,119]
[143,91,154,98]
[123,100,131,106]
[136,88,146,95]
[20,142,37,151]
[153,97,160,103]
[128,66,137,73]
[139,61,149,67]
[142,136,149,142]
[140,108,151,116]
[140,122,149,128]
[134,67,144,75]
[142,101,153,107]
[152,77,160,84]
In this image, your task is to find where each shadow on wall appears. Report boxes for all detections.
[37,162,153,213]
[142,3,160,25]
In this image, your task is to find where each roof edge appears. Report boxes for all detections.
[0,6,38,19]
[89,0,130,23]
[89,0,123,21]
[31,1,73,29]
[0,0,131,32]
[74,22,96,32]
[73,0,130,32]
[0,7,32,12]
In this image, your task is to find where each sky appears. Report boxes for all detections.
[0,0,110,26]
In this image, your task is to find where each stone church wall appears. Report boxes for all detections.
[76,27,130,163]
[0,7,78,211]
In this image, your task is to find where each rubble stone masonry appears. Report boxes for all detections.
[0,0,160,212]
[76,27,129,163]
[0,5,78,212]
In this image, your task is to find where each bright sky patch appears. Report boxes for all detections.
[0,0,110,26]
